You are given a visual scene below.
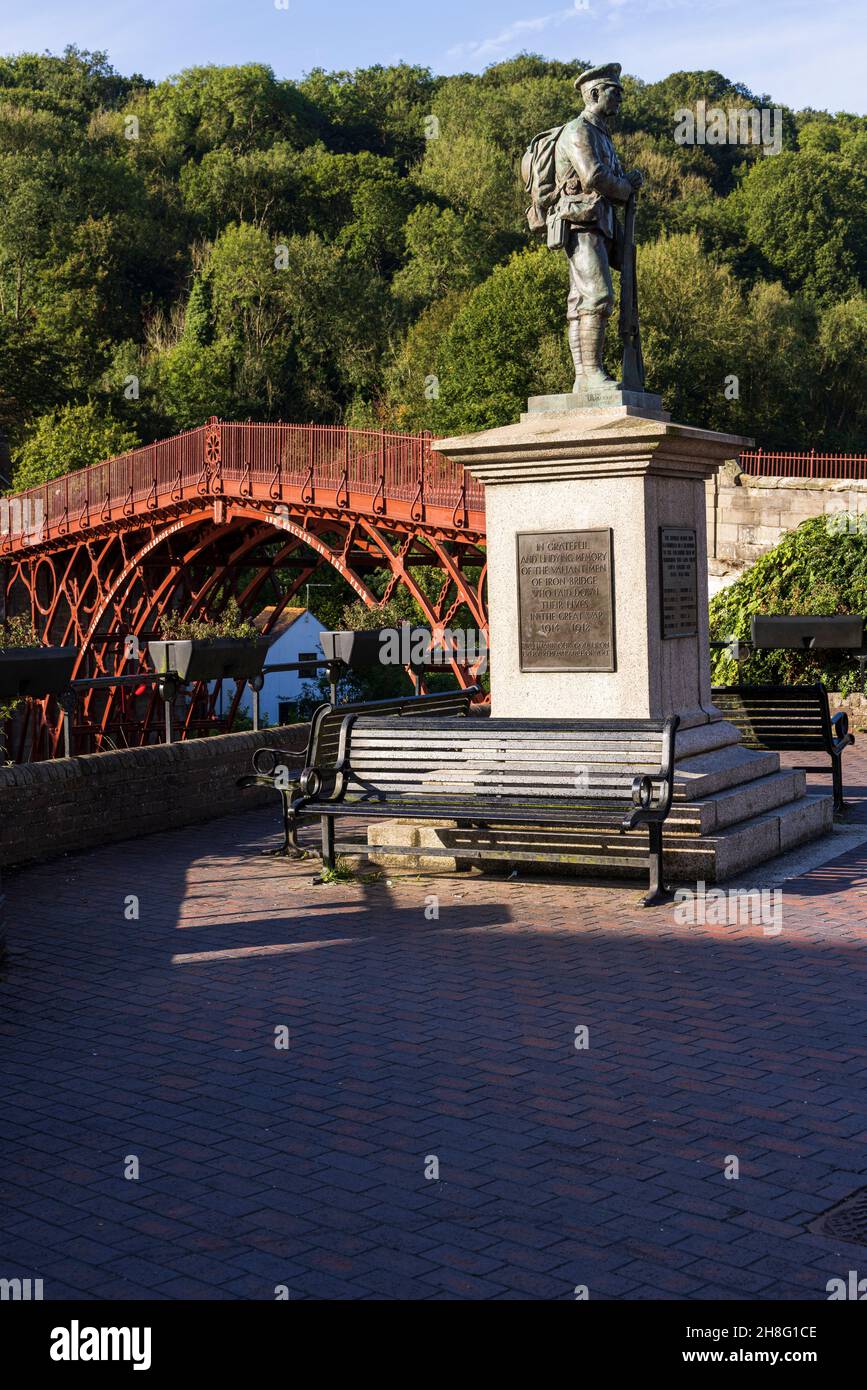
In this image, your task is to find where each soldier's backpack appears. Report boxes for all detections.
[521,124,565,232]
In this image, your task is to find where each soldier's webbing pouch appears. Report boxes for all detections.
[547,214,569,250]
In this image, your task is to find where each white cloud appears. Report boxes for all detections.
[443,0,867,115]
[448,5,590,62]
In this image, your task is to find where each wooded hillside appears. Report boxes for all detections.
[2,46,866,487]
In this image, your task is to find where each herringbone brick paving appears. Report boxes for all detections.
[1,749,866,1299]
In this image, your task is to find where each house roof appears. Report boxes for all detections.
[253,606,314,644]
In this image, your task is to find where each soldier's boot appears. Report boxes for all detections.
[568,320,584,392]
[579,314,617,389]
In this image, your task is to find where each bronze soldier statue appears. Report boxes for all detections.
[524,62,645,395]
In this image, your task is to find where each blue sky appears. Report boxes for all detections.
[1,0,865,114]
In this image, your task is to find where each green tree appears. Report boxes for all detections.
[179,142,303,233]
[297,63,437,165]
[151,339,237,432]
[391,204,491,310]
[12,402,140,489]
[814,295,867,446]
[0,320,68,442]
[144,64,317,166]
[637,232,752,429]
[181,273,214,346]
[422,247,568,433]
[734,150,867,301]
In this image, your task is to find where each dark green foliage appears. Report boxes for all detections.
[158,597,260,642]
[1,47,865,484]
[709,517,867,695]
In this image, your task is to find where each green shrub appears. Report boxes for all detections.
[0,615,39,720]
[709,515,867,695]
[339,597,418,631]
[0,615,38,649]
[158,597,260,642]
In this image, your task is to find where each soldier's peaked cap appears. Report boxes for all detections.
[575,62,622,92]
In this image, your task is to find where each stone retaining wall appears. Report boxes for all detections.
[707,463,867,572]
[0,724,310,870]
[829,692,867,733]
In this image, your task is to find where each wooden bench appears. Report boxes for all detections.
[237,686,480,854]
[292,715,679,905]
[712,682,854,814]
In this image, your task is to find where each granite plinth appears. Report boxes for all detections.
[525,388,669,420]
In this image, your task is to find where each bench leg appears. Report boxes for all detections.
[320,814,336,870]
[286,808,306,856]
[832,755,846,817]
[282,795,309,859]
[258,787,308,859]
[640,822,671,907]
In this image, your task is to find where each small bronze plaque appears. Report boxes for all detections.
[660,526,698,639]
[517,528,615,672]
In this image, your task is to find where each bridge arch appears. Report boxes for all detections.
[2,425,487,758]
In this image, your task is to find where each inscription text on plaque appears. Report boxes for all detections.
[659,526,698,639]
[516,528,615,672]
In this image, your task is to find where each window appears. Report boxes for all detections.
[278,699,295,725]
[298,650,318,677]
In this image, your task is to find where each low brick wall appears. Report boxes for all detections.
[0,724,310,870]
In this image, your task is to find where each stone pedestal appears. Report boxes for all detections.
[366,403,834,885]
[526,388,668,419]
[437,405,742,733]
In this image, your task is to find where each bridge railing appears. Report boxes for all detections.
[8,427,867,549]
[740,449,867,480]
[2,421,485,546]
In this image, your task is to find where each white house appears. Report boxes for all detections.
[252,606,326,725]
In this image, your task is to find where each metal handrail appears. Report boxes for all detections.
[2,421,486,548]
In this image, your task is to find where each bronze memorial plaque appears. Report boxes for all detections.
[517,528,615,672]
[660,526,698,639]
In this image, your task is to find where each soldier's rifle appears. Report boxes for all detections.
[619,191,645,392]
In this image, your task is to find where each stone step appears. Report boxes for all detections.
[365,792,833,884]
[663,794,833,882]
[673,743,781,801]
[667,769,806,835]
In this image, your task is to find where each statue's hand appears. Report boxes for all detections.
[626,168,644,190]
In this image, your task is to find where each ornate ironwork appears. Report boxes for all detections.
[2,421,488,759]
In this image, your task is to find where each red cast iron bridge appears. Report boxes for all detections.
[1,419,487,758]
[2,419,862,760]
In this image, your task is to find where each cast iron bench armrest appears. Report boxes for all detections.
[829,710,855,755]
[236,772,301,791]
[251,746,305,778]
[295,712,357,806]
[235,754,305,858]
[626,774,671,827]
[236,746,303,792]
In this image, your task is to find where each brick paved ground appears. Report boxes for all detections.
[2,748,867,1300]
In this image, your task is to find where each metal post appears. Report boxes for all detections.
[159,673,177,746]
[250,672,264,732]
[327,660,341,706]
[60,690,74,758]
